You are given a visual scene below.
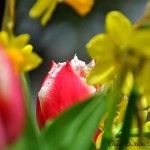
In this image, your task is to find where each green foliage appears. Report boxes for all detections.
[41,92,108,150]
[7,82,107,150]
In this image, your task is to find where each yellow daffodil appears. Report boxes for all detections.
[0,31,42,72]
[87,11,150,108]
[86,11,150,86]
[30,0,94,25]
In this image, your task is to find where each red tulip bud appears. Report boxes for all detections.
[37,56,97,129]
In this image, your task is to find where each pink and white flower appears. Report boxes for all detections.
[37,55,99,129]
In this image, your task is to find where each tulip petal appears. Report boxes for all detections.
[0,47,25,146]
[0,117,6,148]
[86,34,116,61]
[106,11,132,44]
[36,98,46,129]
[41,62,93,121]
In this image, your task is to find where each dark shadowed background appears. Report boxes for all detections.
[0,0,148,107]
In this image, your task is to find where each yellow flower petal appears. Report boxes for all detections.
[11,34,30,48]
[63,0,94,16]
[0,31,9,45]
[106,11,132,44]
[128,29,150,57]
[0,31,42,72]
[143,121,150,133]
[86,34,116,61]
[23,53,43,71]
[141,96,150,109]
[30,0,52,18]
[30,0,93,25]
[22,45,33,54]
[136,60,150,89]
[22,45,43,71]
[122,71,134,96]
[87,60,116,85]
[41,0,58,25]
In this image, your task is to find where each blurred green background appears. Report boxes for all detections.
[0,0,148,104]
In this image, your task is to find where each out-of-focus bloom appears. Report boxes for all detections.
[0,45,25,149]
[86,11,150,86]
[0,31,42,72]
[94,129,102,143]
[95,130,103,149]
[87,11,150,111]
[37,55,98,128]
[63,0,94,16]
[30,0,94,25]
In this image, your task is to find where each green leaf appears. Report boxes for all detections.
[42,92,108,150]
[89,141,97,150]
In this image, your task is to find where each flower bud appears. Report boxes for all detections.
[37,56,97,128]
[0,45,25,149]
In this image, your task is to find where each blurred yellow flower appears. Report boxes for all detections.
[30,0,94,25]
[63,0,94,16]
[86,11,150,86]
[0,31,42,72]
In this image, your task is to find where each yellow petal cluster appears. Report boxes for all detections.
[0,31,42,72]
[30,0,94,25]
[86,11,150,97]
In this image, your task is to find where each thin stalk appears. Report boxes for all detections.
[2,0,15,35]
[100,52,136,150]
[118,85,139,150]
[22,73,44,150]
[22,73,39,133]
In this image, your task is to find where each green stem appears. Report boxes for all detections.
[2,0,15,34]
[118,85,139,150]
[100,53,132,150]
[21,73,44,150]
[22,73,39,133]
